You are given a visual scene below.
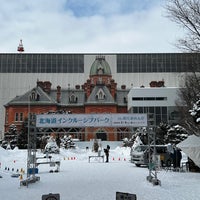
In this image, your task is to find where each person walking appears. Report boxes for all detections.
[104,145,110,162]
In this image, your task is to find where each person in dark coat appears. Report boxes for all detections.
[176,148,182,168]
[173,147,182,169]
[104,145,110,162]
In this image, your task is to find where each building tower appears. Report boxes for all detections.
[17,39,24,52]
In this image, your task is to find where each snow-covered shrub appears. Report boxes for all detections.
[190,99,200,124]
[44,136,59,154]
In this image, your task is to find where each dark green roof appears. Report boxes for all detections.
[90,56,111,76]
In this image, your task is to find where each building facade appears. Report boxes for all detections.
[1,53,200,139]
[4,56,129,141]
[128,87,180,126]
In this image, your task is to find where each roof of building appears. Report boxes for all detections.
[5,85,128,107]
[5,86,57,106]
[86,85,115,105]
[90,56,111,76]
[51,89,86,106]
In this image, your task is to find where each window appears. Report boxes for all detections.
[144,97,155,100]
[97,67,104,75]
[156,97,167,100]
[96,89,106,100]
[131,106,169,125]
[15,112,24,121]
[133,107,138,113]
[6,112,8,123]
[139,107,143,113]
[20,113,23,121]
[0,54,84,73]
[69,94,78,103]
[132,97,143,101]
[116,53,200,73]
[15,113,19,121]
[99,91,104,99]
[30,92,36,100]
[30,90,40,101]
[132,97,167,101]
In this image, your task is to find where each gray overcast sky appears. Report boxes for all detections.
[0,0,185,53]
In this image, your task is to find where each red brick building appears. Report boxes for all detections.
[4,56,129,141]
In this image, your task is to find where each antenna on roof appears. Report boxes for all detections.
[17,39,24,53]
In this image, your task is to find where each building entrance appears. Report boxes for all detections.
[96,130,107,141]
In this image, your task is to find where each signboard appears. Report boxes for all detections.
[36,113,147,128]
[116,192,137,200]
[42,193,60,200]
[111,114,147,127]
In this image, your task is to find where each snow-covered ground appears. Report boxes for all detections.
[0,142,200,200]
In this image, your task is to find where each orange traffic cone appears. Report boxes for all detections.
[19,174,23,180]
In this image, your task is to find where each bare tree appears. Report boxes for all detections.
[176,73,200,136]
[165,0,200,136]
[165,0,200,52]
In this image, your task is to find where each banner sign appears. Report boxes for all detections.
[42,193,60,200]
[116,192,137,200]
[36,113,147,128]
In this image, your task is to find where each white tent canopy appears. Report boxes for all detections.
[177,135,200,168]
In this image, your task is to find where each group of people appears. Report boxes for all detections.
[99,143,183,167]
[96,143,110,162]
[171,147,182,169]
[167,144,182,169]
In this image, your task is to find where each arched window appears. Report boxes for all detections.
[69,94,78,103]
[96,89,106,100]
[30,90,40,101]
[97,67,104,75]
[31,92,36,100]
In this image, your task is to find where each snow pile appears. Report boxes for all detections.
[0,146,10,157]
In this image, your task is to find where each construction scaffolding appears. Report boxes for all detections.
[146,114,161,186]
[21,113,148,187]
[21,114,40,186]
